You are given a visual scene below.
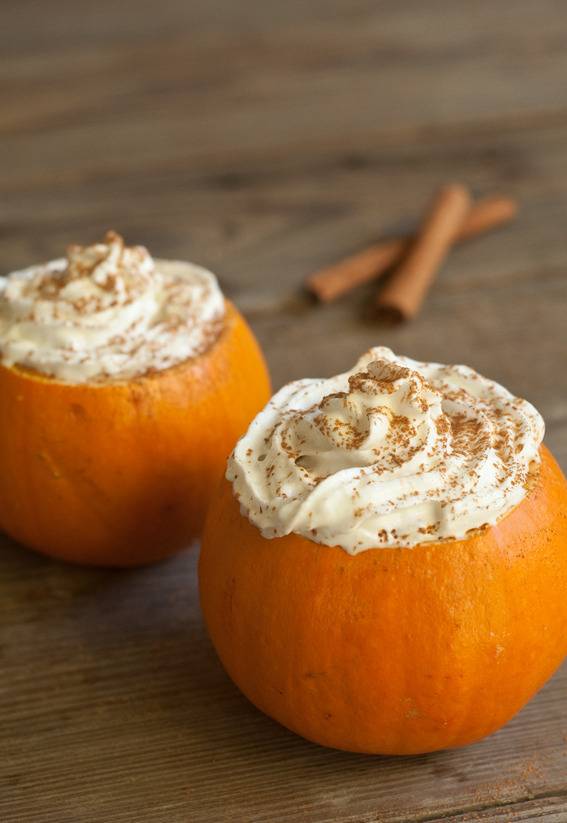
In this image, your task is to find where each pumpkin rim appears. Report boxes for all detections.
[219,445,549,555]
[0,297,238,391]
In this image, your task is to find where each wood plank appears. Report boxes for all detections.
[427,796,567,822]
[2,540,567,823]
[3,0,567,190]
[2,120,567,305]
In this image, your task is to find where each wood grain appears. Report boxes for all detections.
[1,1,567,821]
[2,543,567,823]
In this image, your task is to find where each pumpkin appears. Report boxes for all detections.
[0,301,270,566]
[199,445,567,754]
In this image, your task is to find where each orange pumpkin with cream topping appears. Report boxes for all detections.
[0,284,270,565]
[200,445,567,754]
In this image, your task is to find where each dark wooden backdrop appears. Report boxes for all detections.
[2,1,567,820]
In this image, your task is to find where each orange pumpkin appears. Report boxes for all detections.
[0,301,270,566]
[200,445,567,754]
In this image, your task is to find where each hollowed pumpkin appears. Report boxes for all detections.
[0,301,270,566]
[200,445,567,754]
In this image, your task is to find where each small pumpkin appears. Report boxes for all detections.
[0,301,270,566]
[200,445,567,754]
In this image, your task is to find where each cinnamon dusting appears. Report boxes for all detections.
[0,232,226,383]
[227,346,545,553]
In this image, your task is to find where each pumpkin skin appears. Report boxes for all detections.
[199,445,567,755]
[0,301,270,567]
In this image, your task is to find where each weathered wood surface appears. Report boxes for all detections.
[3,546,567,823]
[1,1,566,821]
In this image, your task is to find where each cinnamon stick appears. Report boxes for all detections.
[455,195,517,241]
[375,184,471,322]
[306,239,404,303]
[306,195,517,302]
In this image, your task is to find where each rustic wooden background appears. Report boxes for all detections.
[2,1,567,821]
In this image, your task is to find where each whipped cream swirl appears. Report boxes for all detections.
[0,232,225,383]
[228,348,544,552]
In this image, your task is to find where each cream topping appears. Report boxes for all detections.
[228,347,545,552]
[0,231,225,383]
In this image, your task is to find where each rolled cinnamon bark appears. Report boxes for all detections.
[457,195,517,241]
[306,195,517,303]
[375,184,471,322]
[306,239,404,303]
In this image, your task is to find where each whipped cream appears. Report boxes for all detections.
[228,347,544,552]
[0,231,225,383]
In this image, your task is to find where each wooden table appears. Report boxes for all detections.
[2,2,567,820]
